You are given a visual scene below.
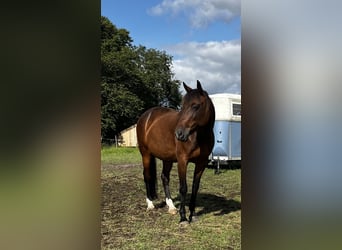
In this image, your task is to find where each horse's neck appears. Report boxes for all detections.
[197,119,214,136]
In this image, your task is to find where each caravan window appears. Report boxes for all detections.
[232,103,241,116]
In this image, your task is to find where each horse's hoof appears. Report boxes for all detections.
[179,220,190,227]
[190,216,199,223]
[168,208,178,215]
[146,206,155,212]
[146,198,155,211]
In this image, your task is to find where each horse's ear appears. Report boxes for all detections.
[183,82,192,93]
[197,80,203,95]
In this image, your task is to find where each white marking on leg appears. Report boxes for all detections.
[146,198,155,210]
[166,198,177,214]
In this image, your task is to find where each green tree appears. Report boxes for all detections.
[134,46,181,109]
[101,16,182,141]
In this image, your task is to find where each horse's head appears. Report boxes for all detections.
[175,80,214,142]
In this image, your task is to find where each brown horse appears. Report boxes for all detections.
[136,80,215,224]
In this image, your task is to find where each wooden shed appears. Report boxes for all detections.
[119,124,137,147]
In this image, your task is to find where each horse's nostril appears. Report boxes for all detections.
[175,128,189,141]
[175,129,183,139]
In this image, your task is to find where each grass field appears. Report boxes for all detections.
[101,146,142,165]
[101,146,241,249]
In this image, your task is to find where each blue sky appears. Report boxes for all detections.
[101,0,241,94]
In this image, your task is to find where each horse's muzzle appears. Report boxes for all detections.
[175,128,190,142]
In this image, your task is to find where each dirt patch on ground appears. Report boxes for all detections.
[101,163,241,249]
[101,163,141,171]
[101,164,168,248]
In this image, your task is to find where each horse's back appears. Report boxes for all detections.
[137,107,177,133]
[138,106,174,122]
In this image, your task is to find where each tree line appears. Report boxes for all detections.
[101,16,182,142]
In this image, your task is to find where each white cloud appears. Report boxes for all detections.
[149,0,240,28]
[167,40,241,94]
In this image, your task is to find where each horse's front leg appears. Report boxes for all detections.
[177,159,188,224]
[189,162,206,222]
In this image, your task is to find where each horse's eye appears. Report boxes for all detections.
[192,104,200,111]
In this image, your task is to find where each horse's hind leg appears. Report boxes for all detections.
[161,161,177,214]
[142,154,157,210]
